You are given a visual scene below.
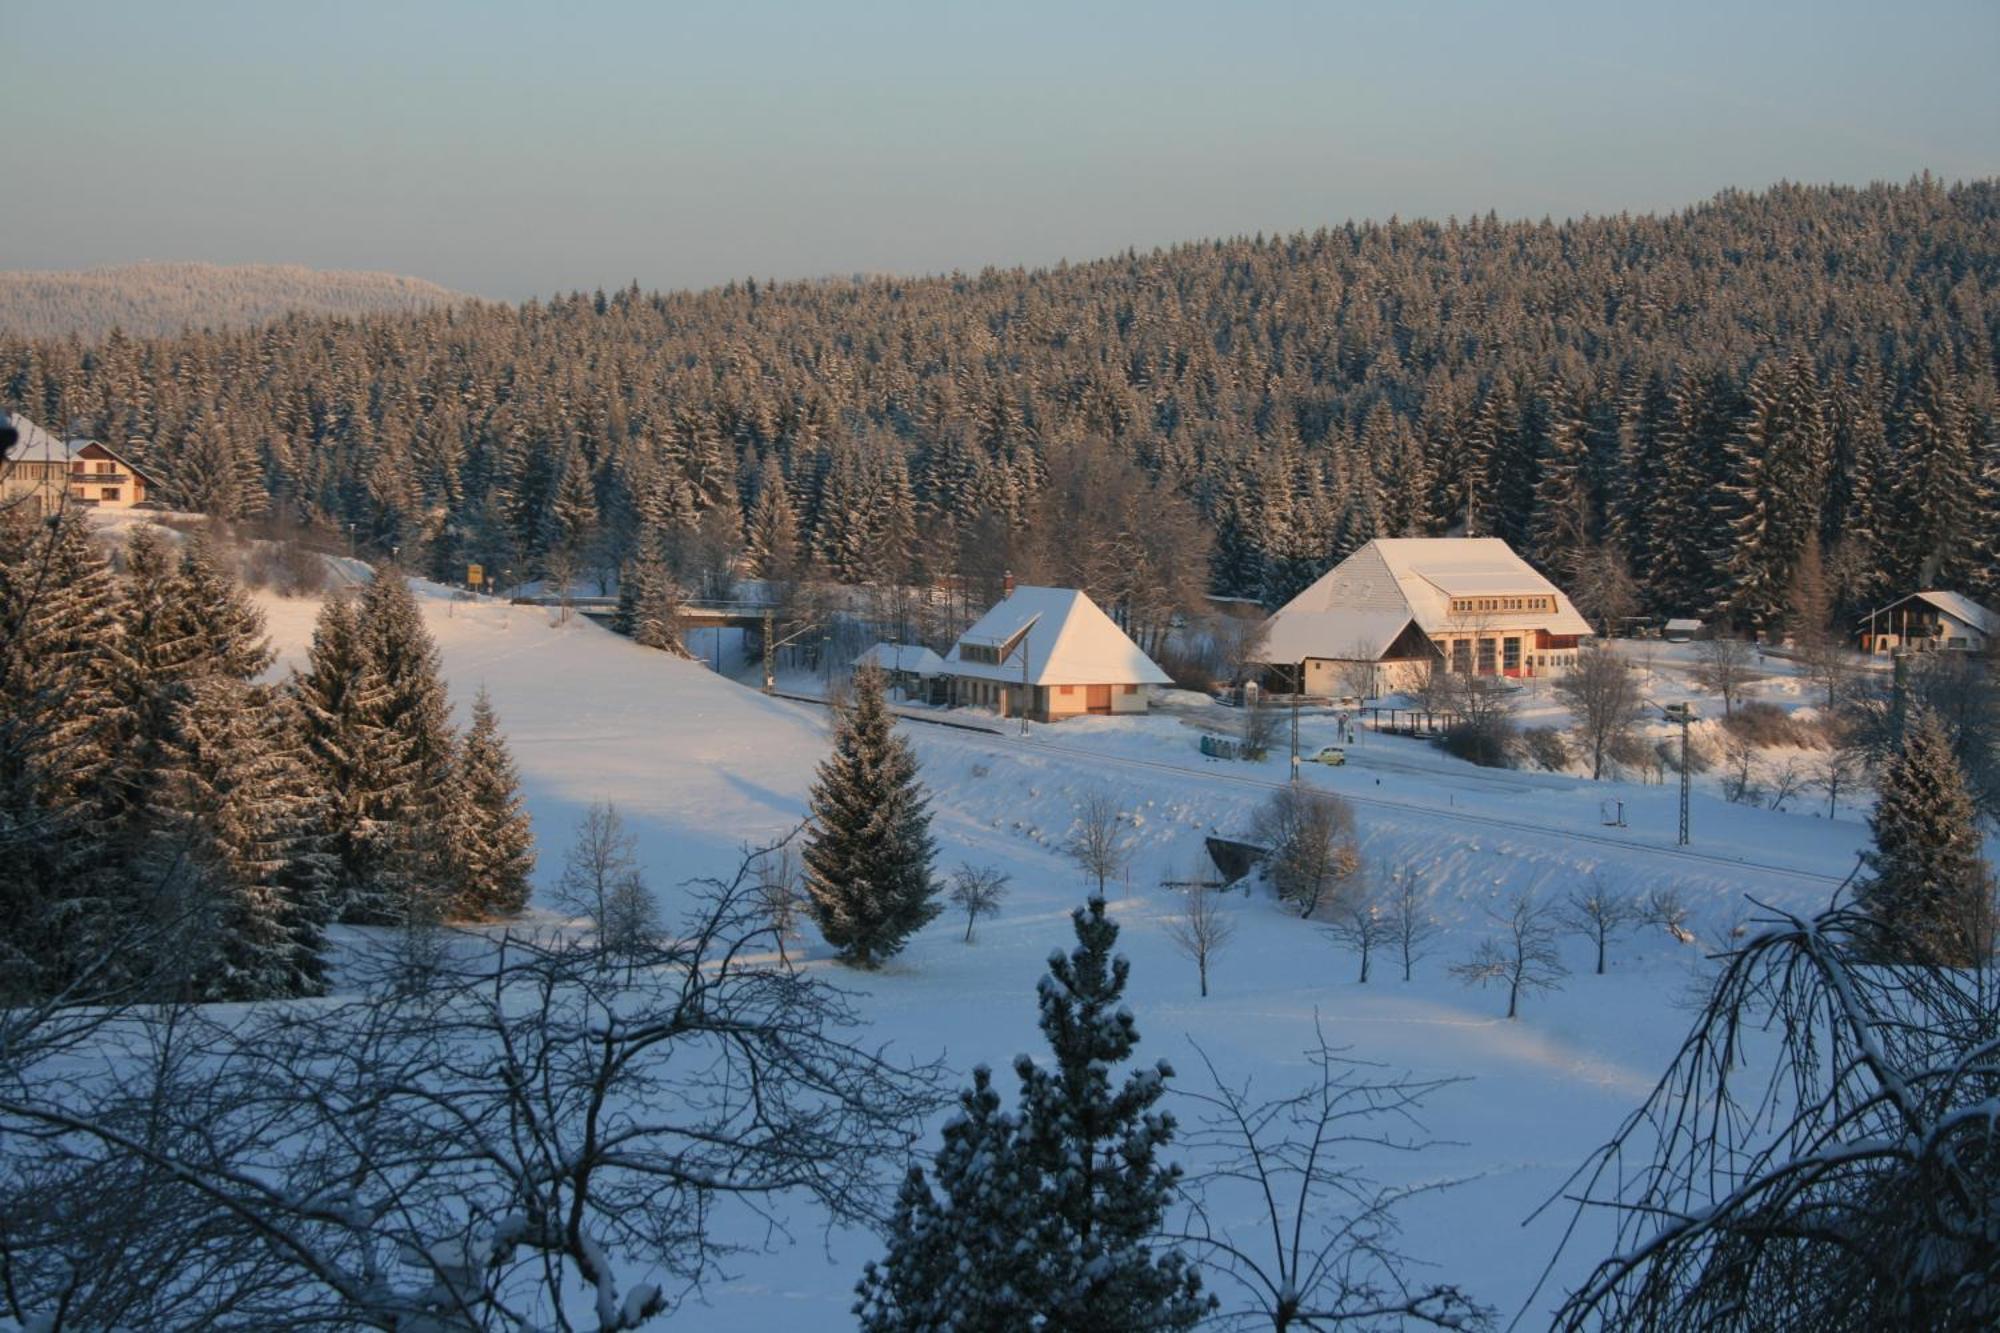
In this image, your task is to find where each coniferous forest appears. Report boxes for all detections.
[5,178,1996,639]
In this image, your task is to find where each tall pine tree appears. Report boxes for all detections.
[1858,705,1996,966]
[857,897,1209,1330]
[444,686,536,919]
[802,667,938,967]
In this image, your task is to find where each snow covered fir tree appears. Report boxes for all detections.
[803,666,939,967]
[856,897,1209,1331]
[1858,704,1997,965]
[0,510,540,1002]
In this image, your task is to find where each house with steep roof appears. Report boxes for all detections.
[942,584,1171,721]
[0,413,161,517]
[1857,591,1997,657]
[1259,537,1594,695]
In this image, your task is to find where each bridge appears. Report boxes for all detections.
[507,596,775,631]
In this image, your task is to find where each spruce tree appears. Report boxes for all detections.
[856,898,1208,1331]
[802,666,938,967]
[293,592,404,922]
[360,572,458,902]
[0,511,131,996]
[446,687,536,919]
[1858,705,1996,966]
[170,532,273,680]
[744,453,802,581]
[151,679,333,1000]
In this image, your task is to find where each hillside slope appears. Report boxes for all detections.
[0,261,470,340]
[244,576,1887,1328]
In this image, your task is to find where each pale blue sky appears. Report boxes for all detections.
[4,1,1995,300]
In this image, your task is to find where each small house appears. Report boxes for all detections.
[1858,591,1996,657]
[942,585,1170,721]
[1258,537,1594,695]
[854,642,947,701]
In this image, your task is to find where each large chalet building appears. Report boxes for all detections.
[1260,537,1593,694]
[0,414,161,517]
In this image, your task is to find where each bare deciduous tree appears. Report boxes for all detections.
[554,800,644,938]
[1451,892,1569,1019]
[753,838,806,967]
[1544,898,2000,1332]
[0,846,946,1332]
[1066,787,1130,896]
[1640,885,1695,944]
[1240,699,1283,761]
[1321,884,1387,983]
[1165,880,1235,998]
[1170,1024,1488,1333]
[1690,637,1756,717]
[1252,785,1362,919]
[1559,877,1634,975]
[1552,643,1645,781]
[1764,756,1808,812]
[947,862,1010,942]
[1386,864,1440,981]
[1813,744,1865,820]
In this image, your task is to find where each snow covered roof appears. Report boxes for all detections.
[1260,538,1594,663]
[1,414,68,465]
[1878,590,1999,637]
[0,416,158,481]
[943,585,1171,687]
[855,642,946,677]
[1663,618,1704,633]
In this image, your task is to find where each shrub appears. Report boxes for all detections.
[1521,726,1572,772]
[1440,716,1517,769]
[1657,733,1714,775]
[1721,701,1818,749]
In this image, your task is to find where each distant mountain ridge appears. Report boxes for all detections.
[0,261,471,340]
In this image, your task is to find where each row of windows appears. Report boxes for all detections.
[1449,596,1554,615]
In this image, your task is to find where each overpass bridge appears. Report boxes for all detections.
[508,595,774,631]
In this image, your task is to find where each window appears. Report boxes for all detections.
[1476,638,1497,675]
[100,487,119,501]
[97,461,114,475]
[1450,639,1471,673]
[1122,684,1138,695]
[1503,637,1521,672]
[1059,685,1074,695]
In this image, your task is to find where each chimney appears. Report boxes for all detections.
[1002,569,1015,599]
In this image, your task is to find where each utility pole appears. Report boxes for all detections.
[763,609,774,692]
[1290,662,1302,783]
[1019,625,1031,737]
[1663,702,1695,845]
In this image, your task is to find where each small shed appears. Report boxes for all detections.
[854,642,947,700]
[1663,618,1703,643]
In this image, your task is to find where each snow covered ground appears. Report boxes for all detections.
[220,575,1952,1327]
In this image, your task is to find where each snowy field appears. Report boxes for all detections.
[223,577,1962,1327]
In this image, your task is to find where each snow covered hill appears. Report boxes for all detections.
[249,578,1897,1327]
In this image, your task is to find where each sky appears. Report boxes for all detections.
[3,1,1996,301]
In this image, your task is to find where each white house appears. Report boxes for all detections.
[942,585,1170,721]
[1259,537,1594,695]
[854,642,948,700]
[1858,591,1996,657]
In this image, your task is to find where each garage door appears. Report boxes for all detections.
[1086,684,1111,713]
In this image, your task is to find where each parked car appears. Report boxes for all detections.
[1311,746,1347,766]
